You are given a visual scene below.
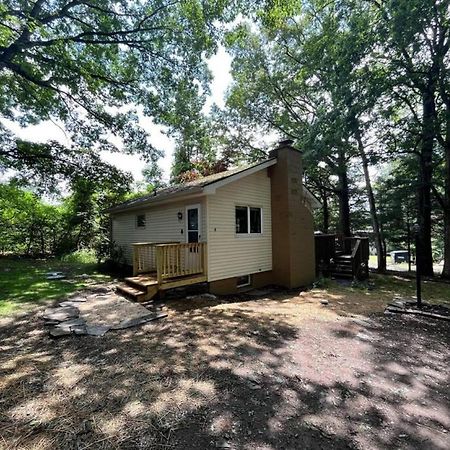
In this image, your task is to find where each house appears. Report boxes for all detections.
[106,140,320,301]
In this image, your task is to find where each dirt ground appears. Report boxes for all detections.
[0,279,449,450]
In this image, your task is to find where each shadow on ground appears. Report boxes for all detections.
[0,287,448,449]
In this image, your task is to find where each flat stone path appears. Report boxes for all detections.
[43,284,167,337]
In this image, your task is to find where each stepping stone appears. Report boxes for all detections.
[55,323,86,335]
[65,295,88,302]
[320,299,329,305]
[49,327,72,337]
[85,325,110,336]
[55,318,85,328]
[59,301,83,307]
[54,318,87,335]
[43,320,60,326]
[111,312,167,330]
[46,272,66,280]
[43,306,79,321]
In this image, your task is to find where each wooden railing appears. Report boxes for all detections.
[156,242,207,282]
[349,237,370,279]
[132,242,178,276]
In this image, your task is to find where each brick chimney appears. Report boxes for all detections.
[268,140,315,288]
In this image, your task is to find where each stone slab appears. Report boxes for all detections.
[49,327,72,337]
[111,312,167,330]
[85,325,110,336]
[55,318,85,328]
[43,306,79,321]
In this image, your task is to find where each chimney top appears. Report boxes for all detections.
[269,138,301,158]
[278,139,294,147]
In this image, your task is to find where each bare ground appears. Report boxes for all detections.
[0,281,449,450]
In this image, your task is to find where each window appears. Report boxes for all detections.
[237,274,251,287]
[235,206,262,234]
[249,207,262,234]
[136,214,146,228]
[235,206,248,234]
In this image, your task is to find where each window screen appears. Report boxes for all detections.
[235,206,248,234]
[250,207,262,233]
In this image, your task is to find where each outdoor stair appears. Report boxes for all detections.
[331,255,354,278]
[117,275,159,302]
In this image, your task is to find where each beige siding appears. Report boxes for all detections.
[207,170,272,281]
[112,198,207,265]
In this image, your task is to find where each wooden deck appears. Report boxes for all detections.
[117,242,208,302]
[315,235,370,279]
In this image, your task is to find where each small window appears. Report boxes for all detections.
[237,274,251,288]
[136,214,146,228]
[235,206,262,234]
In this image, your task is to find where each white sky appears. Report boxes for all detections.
[2,46,233,183]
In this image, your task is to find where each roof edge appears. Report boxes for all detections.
[203,158,277,194]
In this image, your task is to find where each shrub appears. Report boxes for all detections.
[61,249,97,264]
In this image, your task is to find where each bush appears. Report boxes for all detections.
[61,249,97,264]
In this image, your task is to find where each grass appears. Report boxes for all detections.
[316,273,450,317]
[0,256,111,316]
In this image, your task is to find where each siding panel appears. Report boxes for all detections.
[207,170,272,281]
[112,198,207,265]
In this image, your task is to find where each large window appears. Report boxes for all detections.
[235,206,262,234]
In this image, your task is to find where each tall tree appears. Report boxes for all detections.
[370,0,450,276]
[0,0,230,183]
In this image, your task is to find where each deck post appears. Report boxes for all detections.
[202,242,208,277]
[156,245,163,284]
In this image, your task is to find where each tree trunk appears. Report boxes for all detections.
[441,102,450,279]
[354,125,386,273]
[443,204,450,279]
[337,149,351,237]
[417,88,435,277]
[322,188,329,233]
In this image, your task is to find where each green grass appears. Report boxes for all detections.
[0,257,111,316]
[327,273,450,307]
[60,248,97,264]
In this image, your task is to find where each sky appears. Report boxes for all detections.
[2,46,233,183]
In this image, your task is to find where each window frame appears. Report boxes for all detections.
[237,274,251,288]
[135,213,146,229]
[235,205,263,236]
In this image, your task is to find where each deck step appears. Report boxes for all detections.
[125,276,158,291]
[117,283,146,302]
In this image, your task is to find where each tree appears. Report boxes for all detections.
[0,0,230,184]
[223,2,382,243]
[369,0,450,276]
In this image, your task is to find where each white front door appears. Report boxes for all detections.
[186,204,200,243]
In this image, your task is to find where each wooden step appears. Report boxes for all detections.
[117,284,146,302]
[335,259,352,265]
[144,285,159,302]
[125,275,158,291]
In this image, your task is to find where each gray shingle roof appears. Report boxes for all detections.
[107,159,274,213]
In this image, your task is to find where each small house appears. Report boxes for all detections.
[106,140,320,301]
